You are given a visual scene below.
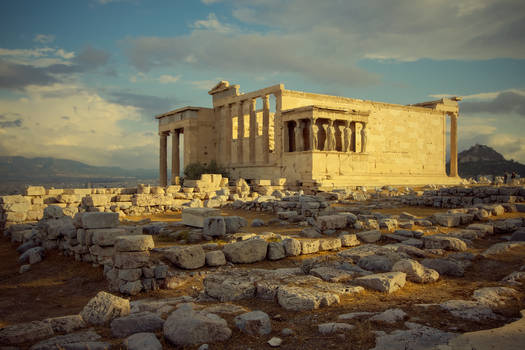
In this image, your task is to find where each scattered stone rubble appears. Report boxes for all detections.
[1,178,525,348]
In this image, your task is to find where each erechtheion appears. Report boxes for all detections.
[156,81,461,189]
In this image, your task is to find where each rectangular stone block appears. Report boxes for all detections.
[89,228,129,246]
[81,212,119,229]
[114,251,150,269]
[181,207,221,227]
[26,186,46,196]
[46,189,64,196]
[83,194,111,207]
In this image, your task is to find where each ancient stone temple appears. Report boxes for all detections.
[156,81,461,188]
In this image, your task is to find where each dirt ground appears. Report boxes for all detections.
[1,206,524,349]
[0,237,107,328]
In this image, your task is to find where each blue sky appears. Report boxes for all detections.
[1,0,524,169]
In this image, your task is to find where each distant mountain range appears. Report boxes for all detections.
[0,156,157,183]
[448,144,525,178]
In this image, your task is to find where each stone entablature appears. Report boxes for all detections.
[156,81,462,188]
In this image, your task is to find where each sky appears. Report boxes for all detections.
[0,0,524,170]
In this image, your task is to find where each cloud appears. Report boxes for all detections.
[190,79,220,90]
[123,27,379,86]
[33,34,55,44]
[157,74,181,84]
[202,0,222,4]
[227,0,525,61]
[0,83,158,169]
[0,115,23,128]
[106,91,177,118]
[0,46,110,90]
[0,59,59,89]
[193,13,233,33]
[461,91,525,116]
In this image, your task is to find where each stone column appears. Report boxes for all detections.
[171,129,179,184]
[450,113,458,177]
[237,101,244,164]
[262,94,270,163]
[249,98,256,163]
[225,104,233,166]
[159,132,168,187]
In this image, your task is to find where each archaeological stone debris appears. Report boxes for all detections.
[1,178,525,349]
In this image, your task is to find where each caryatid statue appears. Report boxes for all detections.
[294,120,304,151]
[327,121,336,151]
[343,124,352,152]
[361,123,368,153]
[322,124,329,151]
[311,122,319,150]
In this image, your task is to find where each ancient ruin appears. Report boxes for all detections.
[157,81,461,188]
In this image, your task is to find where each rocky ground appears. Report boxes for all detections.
[1,190,525,349]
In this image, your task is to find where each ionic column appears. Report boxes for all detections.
[249,98,256,163]
[171,129,179,184]
[450,113,458,177]
[237,101,244,164]
[262,94,270,163]
[159,132,168,187]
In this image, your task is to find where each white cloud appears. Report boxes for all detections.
[33,34,55,44]
[191,79,223,90]
[0,47,74,68]
[157,74,181,84]
[56,49,75,60]
[0,83,157,169]
[192,13,233,34]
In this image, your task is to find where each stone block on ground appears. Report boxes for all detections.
[392,259,439,283]
[421,258,464,277]
[339,233,359,247]
[422,235,467,251]
[354,272,406,293]
[267,241,285,260]
[202,216,226,237]
[181,208,221,228]
[0,321,54,345]
[163,305,231,346]
[205,250,226,266]
[356,230,381,243]
[283,238,301,256]
[43,315,86,333]
[114,252,150,269]
[318,322,354,334]
[29,330,102,350]
[110,311,165,338]
[124,332,162,350]
[80,291,130,325]
[115,235,154,252]
[223,239,268,264]
[81,212,119,229]
[234,311,272,335]
[165,245,205,269]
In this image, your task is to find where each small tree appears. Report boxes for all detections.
[183,160,229,180]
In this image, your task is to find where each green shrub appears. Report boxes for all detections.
[183,160,229,180]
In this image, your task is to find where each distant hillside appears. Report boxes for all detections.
[448,144,525,178]
[0,156,157,183]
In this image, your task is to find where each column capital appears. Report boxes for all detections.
[158,131,169,136]
[262,94,270,103]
